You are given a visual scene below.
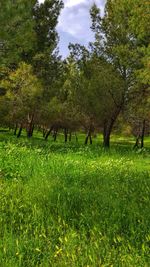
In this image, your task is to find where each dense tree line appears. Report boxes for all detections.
[0,0,150,147]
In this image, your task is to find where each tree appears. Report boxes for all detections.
[67,43,125,147]
[125,82,150,148]
[1,62,42,137]
[0,0,64,135]
[44,59,82,141]
[77,56,125,147]
[89,0,150,146]
[0,0,36,67]
[0,0,63,82]
[32,0,63,91]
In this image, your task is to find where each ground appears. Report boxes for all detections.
[0,131,150,266]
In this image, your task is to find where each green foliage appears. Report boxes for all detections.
[0,0,36,66]
[89,0,150,146]
[0,0,149,146]
[80,57,125,123]
[0,136,150,266]
[137,45,150,86]
[32,0,63,89]
[90,0,149,84]
[0,62,42,125]
[33,0,63,52]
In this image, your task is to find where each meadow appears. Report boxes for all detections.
[0,131,150,266]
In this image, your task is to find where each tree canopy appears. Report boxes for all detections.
[0,0,149,147]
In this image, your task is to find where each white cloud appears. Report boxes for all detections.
[64,0,105,8]
[57,0,105,40]
[38,0,106,57]
[38,0,106,40]
[65,0,86,7]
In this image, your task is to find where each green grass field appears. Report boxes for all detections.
[0,131,150,266]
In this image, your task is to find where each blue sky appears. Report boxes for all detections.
[39,0,106,57]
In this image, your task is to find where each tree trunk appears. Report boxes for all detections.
[31,124,34,136]
[141,119,146,148]
[75,133,78,143]
[103,120,114,148]
[103,132,110,148]
[89,133,92,144]
[43,129,46,138]
[84,134,89,145]
[85,128,92,145]
[17,125,22,138]
[53,129,58,142]
[27,125,33,138]
[64,128,68,143]
[69,132,72,142]
[14,124,18,135]
[45,126,53,141]
[133,135,140,149]
[27,114,34,138]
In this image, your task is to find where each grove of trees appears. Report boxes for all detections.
[0,0,150,147]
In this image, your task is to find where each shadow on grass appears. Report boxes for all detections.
[0,130,150,156]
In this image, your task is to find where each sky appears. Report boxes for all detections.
[39,0,106,57]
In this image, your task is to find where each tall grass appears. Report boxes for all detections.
[0,136,150,266]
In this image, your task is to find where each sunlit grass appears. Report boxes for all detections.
[0,132,150,266]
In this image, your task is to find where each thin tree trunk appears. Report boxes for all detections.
[53,129,58,142]
[69,131,72,142]
[27,114,34,138]
[84,134,89,145]
[103,132,110,148]
[14,124,18,135]
[103,104,123,148]
[85,128,92,145]
[27,126,33,138]
[45,126,53,141]
[43,128,46,138]
[17,125,22,138]
[64,128,68,143]
[103,120,114,148]
[133,135,140,149]
[141,119,146,148]
[75,133,78,143]
[89,132,92,144]
[31,124,34,136]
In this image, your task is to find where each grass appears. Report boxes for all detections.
[0,131,150,266]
